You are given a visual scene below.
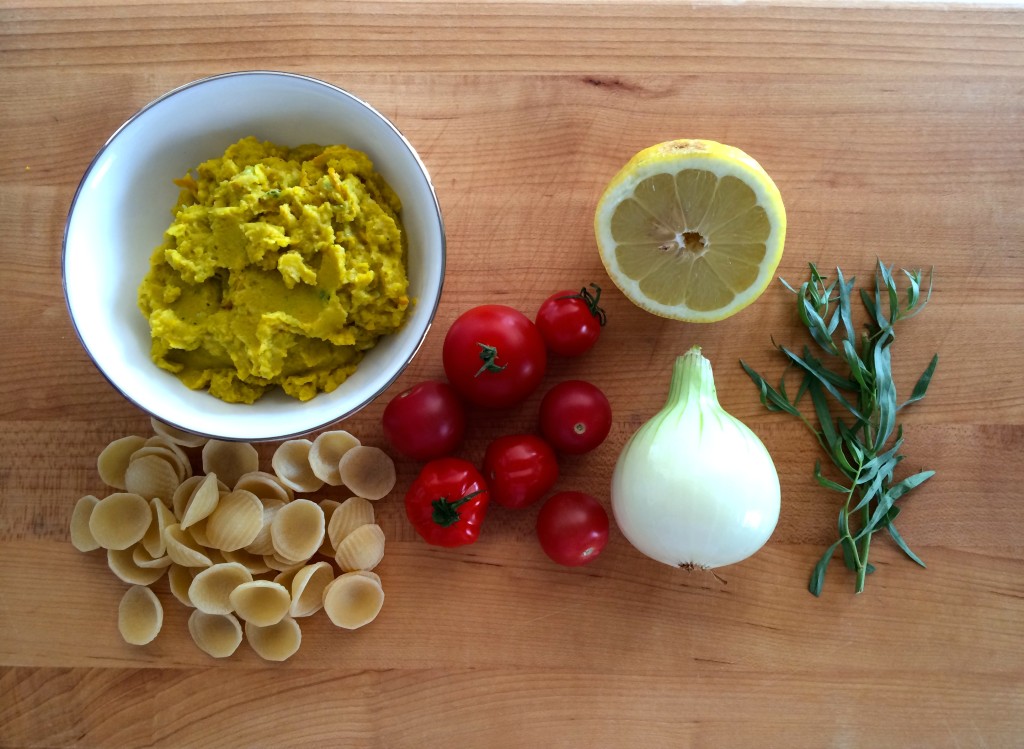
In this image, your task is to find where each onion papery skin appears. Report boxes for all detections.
[611,347,781,569]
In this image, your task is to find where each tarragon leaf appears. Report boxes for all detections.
[814,461,850,493]
[887,523,926,568]
[743,259,937,596]
[899,353,938,410]
[809,540,841,597]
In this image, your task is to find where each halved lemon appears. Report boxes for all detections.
[595,139,786,322]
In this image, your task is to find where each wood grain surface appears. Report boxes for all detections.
[2,1,1023,747]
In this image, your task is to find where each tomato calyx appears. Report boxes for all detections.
[431,489,485,527]
[474,343,508,377]
[558,284,607,327]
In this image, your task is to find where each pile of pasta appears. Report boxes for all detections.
[69,419,397,661]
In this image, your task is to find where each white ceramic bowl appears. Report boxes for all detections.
[63,71,445,441]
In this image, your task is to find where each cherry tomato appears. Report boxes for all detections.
[538,380,612,455]
[442,304,547,409]
[535,284,607,357]
[405,458,490,547]
[536,491,609,566]
[382,381,466,461]
[482,434,559,510]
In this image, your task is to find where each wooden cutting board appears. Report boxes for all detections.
[2,2,1022,746]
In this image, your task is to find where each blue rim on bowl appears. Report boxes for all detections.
[62,71,446,441]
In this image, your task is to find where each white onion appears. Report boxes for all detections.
[611,346,780,569]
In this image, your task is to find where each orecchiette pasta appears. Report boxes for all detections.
[337,446,396,500]
[89,492,151,551]
[118,585,163,646]
[96,435,147,490]
[188,610,243,659]
[74,424,393,661]
[327,497,375,550]
[205,489,262,551]
[245,617,302,662]
[271,439,324,494]
[188,562,254,616]
[334,524,386,573]
[150,417,209,449]
[180,473,221,529]
[322,572,385,630]
[124,454,180,503]
[270,499,325,562]
[308,430,360,486]
[70,495,100,553]
[229,581,291,627]
[201,440,259,487]
[289,562,334,618]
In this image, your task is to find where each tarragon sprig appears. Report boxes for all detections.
[741,260,938,596]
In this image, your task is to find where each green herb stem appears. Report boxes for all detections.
[741,260,938,596]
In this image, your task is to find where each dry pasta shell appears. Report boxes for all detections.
[174,475,229,520]
[334,523,385,573]
[273,566,301,591]
[271,499,325,562]
[124,454,181,503]
[131,442,191,484]
[141,498,176,559]
[337,446,396,501]
[188,562,253,615]
[205,489,262,552]
[89,492,151,551]
[180,472,221,529]
[118,585,163,645]
[353,570,382,586]
[108,546,168,586]
[289,562,334,618]
[97,435,147,490]
[323,571,385,630]
[151,417,209,449]
[70,495,100,552]
[234,470,294,504]
[271,439,324,494]
[168,564,198,607]
[163,523,213,568]
[145,434,192,466]
[202,440,259,487]
[245,617,301,662]
[188,610,243,659]
[132,544,173,569]
[172,475,204,520]
[327,497,375,550]
[317,499,341,556]
[187,517,213,548]
[264,554,306,574]
[219,548,271,575]
[230,580,291,627]
[309,430,360,485]
[245,498,286,556]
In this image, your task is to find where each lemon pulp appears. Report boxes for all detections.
[595,140,786,322]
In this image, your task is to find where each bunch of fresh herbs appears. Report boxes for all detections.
[742,260,938,595]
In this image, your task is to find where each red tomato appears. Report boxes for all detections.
[536,491,609,566]
[482,434,559,510]
[405,458,490,547]
[382,381,466,461]
[535,284,607,357]
[442,305,547,409]
[538,380,612,455]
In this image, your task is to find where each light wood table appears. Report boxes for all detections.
[2,2,1022,746]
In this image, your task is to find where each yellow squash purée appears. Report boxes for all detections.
[138,137,410,404]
